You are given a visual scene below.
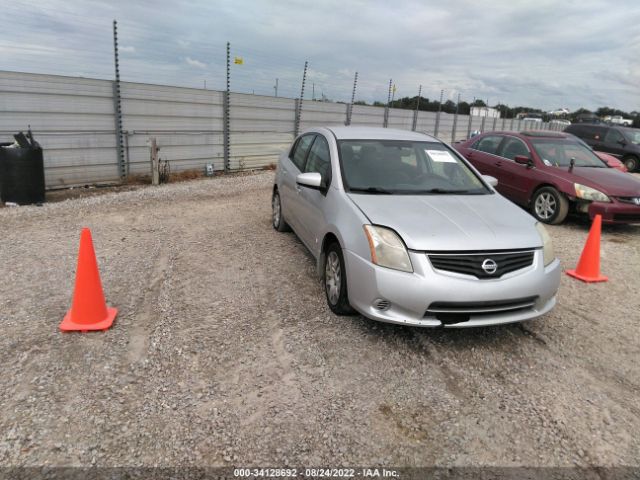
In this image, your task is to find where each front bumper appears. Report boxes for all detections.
[344,249,561,328]
[587,201,640,224]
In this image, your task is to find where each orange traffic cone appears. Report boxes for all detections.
[60,228,117,332]
[566,214,608,283]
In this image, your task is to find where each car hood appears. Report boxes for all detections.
[564,167,640,196]
[348,193,541,251]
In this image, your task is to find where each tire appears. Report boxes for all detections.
[324,242,355,315]
[531,186,569,225]
[622,155,638,172]
[272,190,290,232]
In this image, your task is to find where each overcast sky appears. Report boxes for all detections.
[2,0,639,111]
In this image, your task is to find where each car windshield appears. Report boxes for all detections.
[623,130,640,145]
[530,139,607,168]
[338,140,489,194]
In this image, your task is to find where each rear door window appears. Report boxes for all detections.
[472,135,503,155]
[604,129,624,145]
[290,134,315,171]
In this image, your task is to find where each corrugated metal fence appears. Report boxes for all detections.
[0,70,559,189]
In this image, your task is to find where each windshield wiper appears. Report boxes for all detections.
[412,188,486,194]
[349,187,394,194]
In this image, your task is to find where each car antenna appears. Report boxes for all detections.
[568,157,575,172]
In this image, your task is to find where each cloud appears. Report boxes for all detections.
[2,0,639,110]
[185,56,206,69]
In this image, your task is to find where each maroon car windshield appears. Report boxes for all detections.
[530,139,607,168]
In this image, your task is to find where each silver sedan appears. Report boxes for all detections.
[272,127,561,327]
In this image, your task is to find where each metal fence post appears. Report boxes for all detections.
[510,117,515,131]
[502,116,506,130]
[412,84,421,131]
[451,92,460,142]
[434,89,444,138]
[466,111,473,138]
[223,42,230,171]
[112,20,126,179]
[294,61,308,137]
[480,115,486,133]
[346,71,358,126]
[492,116,497,131]
[383,79,392,128]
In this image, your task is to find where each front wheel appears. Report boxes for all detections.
[623,155,638,172]
[531,186,569,225]
[324,243,355,315]
[272,190,290,232]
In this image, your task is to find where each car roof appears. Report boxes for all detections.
[475,131,572,139]
[519,131,569,138]
[323,126,439,142]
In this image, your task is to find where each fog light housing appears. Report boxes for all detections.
[373,299,391,311]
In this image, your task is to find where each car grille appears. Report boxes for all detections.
[427,249,535,279]
[616,197,640,206]
[425,296,538,324]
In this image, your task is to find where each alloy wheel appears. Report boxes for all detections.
[325,251,341,306]
[535,192,556,220]
[272,193,281,228]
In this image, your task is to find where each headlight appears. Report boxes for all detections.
[574,183,611,203]
[535,222,555,267]
[363,225,413,273]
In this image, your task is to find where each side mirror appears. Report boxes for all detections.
[617,139,627,146]
[296,172,323,189]
[482,175,498,187]
[514,155,532,166]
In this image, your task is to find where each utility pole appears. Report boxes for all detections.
[112,19,126,178]
[274,78,278,97]
[312,83,315,101]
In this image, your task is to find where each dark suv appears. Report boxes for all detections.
[564,124,640,172]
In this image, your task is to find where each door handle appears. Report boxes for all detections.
[495,161,503,167]
[466,151,473,158]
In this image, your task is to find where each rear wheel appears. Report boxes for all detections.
[272,190,290,232]
[324,242,355,315]
[622,155,638,172]
[531,186,569,225]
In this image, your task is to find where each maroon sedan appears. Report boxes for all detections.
[595,151,628,172]
[453,131,640,224]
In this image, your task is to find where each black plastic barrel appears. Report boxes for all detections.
[0,143,45,205]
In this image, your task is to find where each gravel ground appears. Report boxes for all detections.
[0,171,639,469]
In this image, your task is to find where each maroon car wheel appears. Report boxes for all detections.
[531,187,569,225]
[623,155,638,172]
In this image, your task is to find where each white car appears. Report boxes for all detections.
[610,116,633,126]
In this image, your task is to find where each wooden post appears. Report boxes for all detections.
[150,137,159,185]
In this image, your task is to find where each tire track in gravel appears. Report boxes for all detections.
[126,245,172,363]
